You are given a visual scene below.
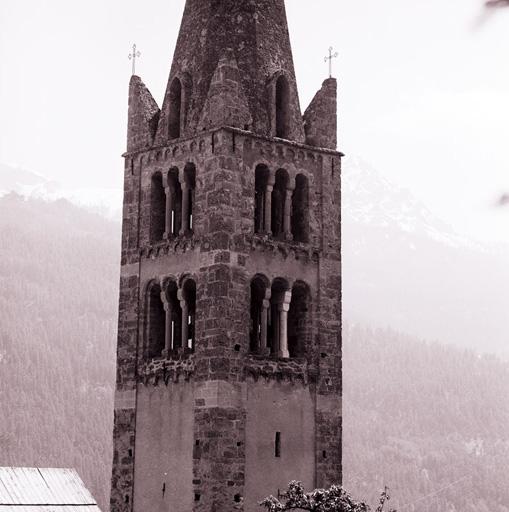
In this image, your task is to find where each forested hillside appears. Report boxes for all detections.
[343,324,509,512]
[0,194,119,509]
[0,194,508,512]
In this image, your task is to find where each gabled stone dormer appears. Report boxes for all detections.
[198,48,252,132]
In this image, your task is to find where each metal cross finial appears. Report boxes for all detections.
[129,44,141,75]
[324,46,339,78]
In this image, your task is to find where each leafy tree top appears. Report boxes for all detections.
[260,481,395,512]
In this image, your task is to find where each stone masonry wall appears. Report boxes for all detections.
[315,153,342,487]
[110,159,142,512]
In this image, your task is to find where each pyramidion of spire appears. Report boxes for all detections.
[198,48,253,132]
[155,0,305,143]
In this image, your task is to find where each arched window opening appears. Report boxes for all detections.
[165,281,182,353]
[168,78,182,140]
[271,169,289,239]
[275,75,290,139]
[268,278,291,358]
[182,279,196,351]
[147,282,165,358]
[254,165,269,234]
[166,167,182,238]
[291,174,309,243]
[250,277,267,353]
[288,281,310,358]
[150,173,166,243]
[183,163,196,234]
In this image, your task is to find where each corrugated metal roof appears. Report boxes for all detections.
[0,468,101,511]
[0,508,102,512]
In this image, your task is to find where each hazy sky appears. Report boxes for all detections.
[0,0,508,243]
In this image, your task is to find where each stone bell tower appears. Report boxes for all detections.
[110,1,342,512]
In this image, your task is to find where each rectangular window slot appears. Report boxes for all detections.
[275,432,281,458]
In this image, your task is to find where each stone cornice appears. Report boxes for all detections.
[122,126,344,161]
[137,353,321,387]
[139,354,195,386]
[243,355,318,386]
[138,234,321,262]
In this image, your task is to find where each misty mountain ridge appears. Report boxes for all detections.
[2,158,503,251]
[341,156,509,356]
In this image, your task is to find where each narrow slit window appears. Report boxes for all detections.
[275,432,281,458]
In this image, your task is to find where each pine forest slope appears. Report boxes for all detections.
[0,193,119,510]
[343,324,509,512]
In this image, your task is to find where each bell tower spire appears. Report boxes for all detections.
[111,2,342,512]
[154,0,305,144]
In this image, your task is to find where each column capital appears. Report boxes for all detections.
[282,290,292,306]
[160,291,169,308]
[278,302,290,313]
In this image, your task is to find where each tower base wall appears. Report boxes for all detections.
[244,379,316,512]
[133,382,195,512]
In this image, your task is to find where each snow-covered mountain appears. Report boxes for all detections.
[342,156,509,355]
[0,163,122,220]
[342,156,497,252]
